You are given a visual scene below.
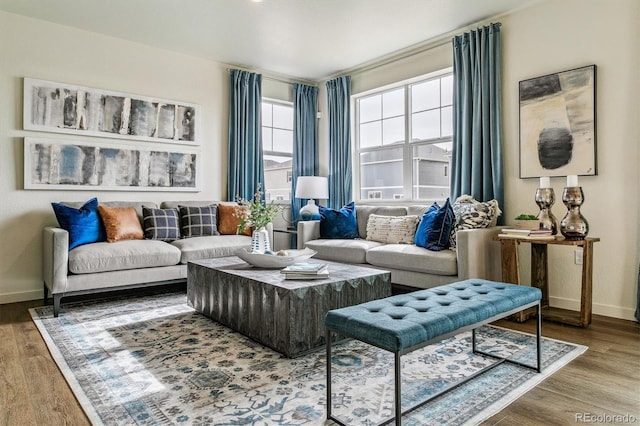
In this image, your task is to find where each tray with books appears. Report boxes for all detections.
[280,262,329,280]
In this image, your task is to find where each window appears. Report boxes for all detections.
[262,100,293,201]
[354,71,453,202]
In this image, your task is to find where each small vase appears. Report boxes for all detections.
[251,228,271,253]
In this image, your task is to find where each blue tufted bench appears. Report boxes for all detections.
[324,279,542,426]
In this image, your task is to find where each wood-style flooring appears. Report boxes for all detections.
[1,295,638,426]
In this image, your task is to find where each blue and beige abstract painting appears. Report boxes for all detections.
[519,65,596,178]
[25,138,199,191]
[24,78,197,144]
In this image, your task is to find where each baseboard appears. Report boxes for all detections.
[549,296,637,322]
[0,289,43,305]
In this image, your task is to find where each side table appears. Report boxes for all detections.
[494,235,599,327]
[273,227,298,249]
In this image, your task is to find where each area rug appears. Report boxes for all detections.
[31,292,587,426]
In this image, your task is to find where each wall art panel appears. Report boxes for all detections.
[24,78,199,145]
[519,65,596,178]
[24,138,200,192]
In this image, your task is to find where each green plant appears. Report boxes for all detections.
[235,184,283,233]
[514,214,538,220]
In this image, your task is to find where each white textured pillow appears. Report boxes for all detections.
[366,214,419,244]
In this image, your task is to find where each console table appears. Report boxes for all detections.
[494,235,599,327]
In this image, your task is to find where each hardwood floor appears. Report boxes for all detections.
[1,296,638,426]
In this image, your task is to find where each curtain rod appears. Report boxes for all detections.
[324,2,526,81]
[224,66,318,87]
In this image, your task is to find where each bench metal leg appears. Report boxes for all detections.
[473,301,542,372]
[326,328,333,421]
[394,353,402,426]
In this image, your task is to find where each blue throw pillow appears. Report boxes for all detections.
[414,198,454,251]
[318,202,359,239]
[51,198,106,250]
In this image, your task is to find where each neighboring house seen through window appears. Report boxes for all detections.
[354,70,453,202]
[262,100,293,201]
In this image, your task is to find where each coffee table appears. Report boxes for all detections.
[187,256,391,357]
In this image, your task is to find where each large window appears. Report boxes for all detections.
[355,71,453,202]
[262,100,293,201]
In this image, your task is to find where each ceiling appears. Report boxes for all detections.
[0,0,539,81]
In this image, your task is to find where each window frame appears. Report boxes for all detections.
[352,68,453,205]
[261,98,294,203]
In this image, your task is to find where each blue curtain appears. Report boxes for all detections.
[227,69,263,201]
[451,23,504,224]
[326,76,352,209]
[291,83,319,222]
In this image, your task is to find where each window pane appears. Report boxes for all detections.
[360,147,404,200]
[382,88,404,118]
[441,106,453,137]
[411,79,440,112]
[273,129,293,153]
[264,154,292,201]
[262,103,272,126]
[360,121,382,148]
[412,143,452,200]
[412,110,440,141]
[273,104,293,130]
[383,116,405,145]
[441,75,453,107]
[262,127,273,151]
[359,94,381,123]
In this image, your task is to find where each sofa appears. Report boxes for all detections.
[43,200,273,317]
[297,204,502,289]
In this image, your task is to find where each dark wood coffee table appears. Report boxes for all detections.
[187,257,391,357]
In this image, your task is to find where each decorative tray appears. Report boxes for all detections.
[235,248,317,269]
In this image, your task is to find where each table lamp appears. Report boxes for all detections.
[295,176,328,220]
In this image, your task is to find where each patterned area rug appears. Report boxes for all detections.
[31,292,587,425]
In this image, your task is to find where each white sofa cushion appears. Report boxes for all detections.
[366,214,419,244]
[305,239,384,264]
[69,240,181,274]
[171,235,251,264]
[354,206,408,239]
[366,244,458,276]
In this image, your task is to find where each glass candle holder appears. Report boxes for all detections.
[560,187,588,240]
[535,188,559,235]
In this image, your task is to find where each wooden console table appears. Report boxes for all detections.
[494,235,599,327]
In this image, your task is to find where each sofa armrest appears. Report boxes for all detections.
[297,220,320,249]
[43,226,69,294]
[265,222,274,246]
[455,226,502,281]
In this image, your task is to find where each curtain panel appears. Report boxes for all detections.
[451,23,504,223]
[227,69,264,201]
[291,83,319,222]
[326,76,352,209]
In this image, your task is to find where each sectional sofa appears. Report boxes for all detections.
[297,204,502,289]
[43,200,273,317]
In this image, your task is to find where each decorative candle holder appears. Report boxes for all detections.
[535,188,559,235]
[560,187,588,240]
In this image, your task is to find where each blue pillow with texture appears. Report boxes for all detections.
[51,198,106,250]
[414,198,454,251]
[319,202,359,239]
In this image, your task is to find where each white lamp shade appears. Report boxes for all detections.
[295,176,328,199]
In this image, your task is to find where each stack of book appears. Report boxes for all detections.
[498,228,556,240]
[281,262,329,280]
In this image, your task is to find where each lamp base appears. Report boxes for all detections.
[299,200,320,221]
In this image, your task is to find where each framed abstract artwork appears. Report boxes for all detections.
[24,137,200,191]
[24,78,199,145]
[519,65,596,178]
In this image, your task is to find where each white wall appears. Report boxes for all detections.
[0,11,230,303]
[318,0,639,320]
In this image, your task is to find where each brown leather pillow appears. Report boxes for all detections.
[97,205,144,242]
[217,204,252,236]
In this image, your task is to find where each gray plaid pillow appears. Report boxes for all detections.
[143,207,181,241]
[179,204,220,237]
